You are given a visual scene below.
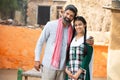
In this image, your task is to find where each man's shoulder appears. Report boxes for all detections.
[47,19,58,24]
[44,19,58,29]
[46,19,58,27]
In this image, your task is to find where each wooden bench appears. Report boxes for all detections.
[17,68,42,80]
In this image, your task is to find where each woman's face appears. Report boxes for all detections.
[74,20,86,34]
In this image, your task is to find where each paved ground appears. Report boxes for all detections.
[0,69,106,80]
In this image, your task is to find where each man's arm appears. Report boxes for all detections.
[34,22,50,71]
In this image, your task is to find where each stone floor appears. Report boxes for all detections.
[0,69,107,80]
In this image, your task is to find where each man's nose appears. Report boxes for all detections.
[67,15,71,19]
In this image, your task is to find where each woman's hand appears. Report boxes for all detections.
[72,69,83,80]
[65,67,74,78]
[72,73,80,80]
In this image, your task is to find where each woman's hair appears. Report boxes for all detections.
[73,16,87,56]
[73,16,87,43]
[66,16,87,62]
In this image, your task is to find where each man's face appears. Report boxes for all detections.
[63,10,75,24]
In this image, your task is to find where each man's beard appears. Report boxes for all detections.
[63,17,72,24]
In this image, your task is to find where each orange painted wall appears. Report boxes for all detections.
[0,25,108,77]
[93,45,108,77]
[0,25,42,70]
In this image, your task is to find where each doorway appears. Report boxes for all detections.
[37,6,50,25]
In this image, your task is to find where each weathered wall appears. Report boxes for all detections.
[107,9,120,80]
[27,0,66,25]
[0,25,42,70]
[65,0,111,32]
[93,45,108,77]
[0,25,108,77]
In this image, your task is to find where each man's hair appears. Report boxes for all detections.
[65,4,78,17]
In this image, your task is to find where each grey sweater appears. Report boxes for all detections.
[35,19,69,70]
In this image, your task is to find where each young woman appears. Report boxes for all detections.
[65,16,93,80]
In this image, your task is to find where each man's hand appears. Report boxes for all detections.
[34,61,40,71]
[86,36,94,46]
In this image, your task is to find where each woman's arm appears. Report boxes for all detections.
[81,44,93,69]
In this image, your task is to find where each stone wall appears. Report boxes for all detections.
[107,8,120,80]
[65,0,111,32]
[27,0,66,26]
